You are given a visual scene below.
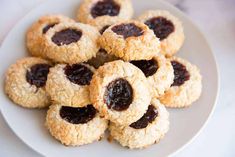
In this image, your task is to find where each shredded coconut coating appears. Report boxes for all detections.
[5,57,51,108]
[46,63,95,107]
[137,10,185,57]
[44,22,100,64]
[99,20,161,61]
[46,104,108,146]
[160,56,202,108]
[89,60,151,126]
[109,99,169,149]
[77,0,133,30]
[26,14,74,59]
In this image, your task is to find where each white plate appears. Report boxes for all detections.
[0,0,219,156]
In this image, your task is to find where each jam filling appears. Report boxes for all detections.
[52,29,82,46]
[130,105,158,129]
[145,17,174,40]
[60,105,97,124]
[111,23,144,39]
[171,61,190,86]
[64,64,93,86]
[104,78,133,111]
[100,25,110,34]
[26,64,51,88]
[130,59,158,77]
[42,23,57,34]
[91,0,120,18]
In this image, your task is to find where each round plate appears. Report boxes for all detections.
[0,0,219,156]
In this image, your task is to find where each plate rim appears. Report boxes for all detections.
[0,0,220,156]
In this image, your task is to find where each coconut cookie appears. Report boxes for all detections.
[160,57,202,108]
[5,57,52,108]
[90,60,151,126]
[26,15,74,58]
[130,55,174,98]
[46,63,95,107]
[138,10,185,57]
[46,104,108,146]
[109,99,169,149]
[44,22,100,64]
[99,20,161,61]
[87,48,118,68]
[77,0,133,33]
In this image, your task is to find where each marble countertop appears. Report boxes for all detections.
[0,0,235,156]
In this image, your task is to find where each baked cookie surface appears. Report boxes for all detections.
[99,20,161,61]
[26,15,74,58]
[109,99,169,149]
[138,10,185,57]
[46,63,95,107]
[89,60,151,126]
[5,57,52,108]
[44,22,100,63]
[46,104,108,146]
[130,55,174,98]
[160,56,202,108]
[77,0,133,32]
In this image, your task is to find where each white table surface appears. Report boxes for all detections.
[0,0,235,156]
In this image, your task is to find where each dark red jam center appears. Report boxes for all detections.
[91,0,120,18]
[64,64,93,86]
[171,61,190,86]
[130,59,158,77]
[52,29,82,46]
[145,17,174,40]
[42,23,57,34]
[26,64,51,88]
[111,23,144,39]
[100,25,110,34]
[60,105,97,124]
[104,78,133,111]
[130,105,158,129]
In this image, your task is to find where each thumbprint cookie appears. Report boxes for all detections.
[89,60,151,126]
[160,57,202,108]
[5,57,52,108]
[109,99,169,149]
[44,22,100,64]
[46,104,108,146]
[130,55,174,98]
[46,63,95,107]
[138,10,185,57]
[77,0,133,32]
[26,15,74,58]
[99,20,161,61]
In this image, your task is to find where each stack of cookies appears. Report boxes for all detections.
[4,0,202,149]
